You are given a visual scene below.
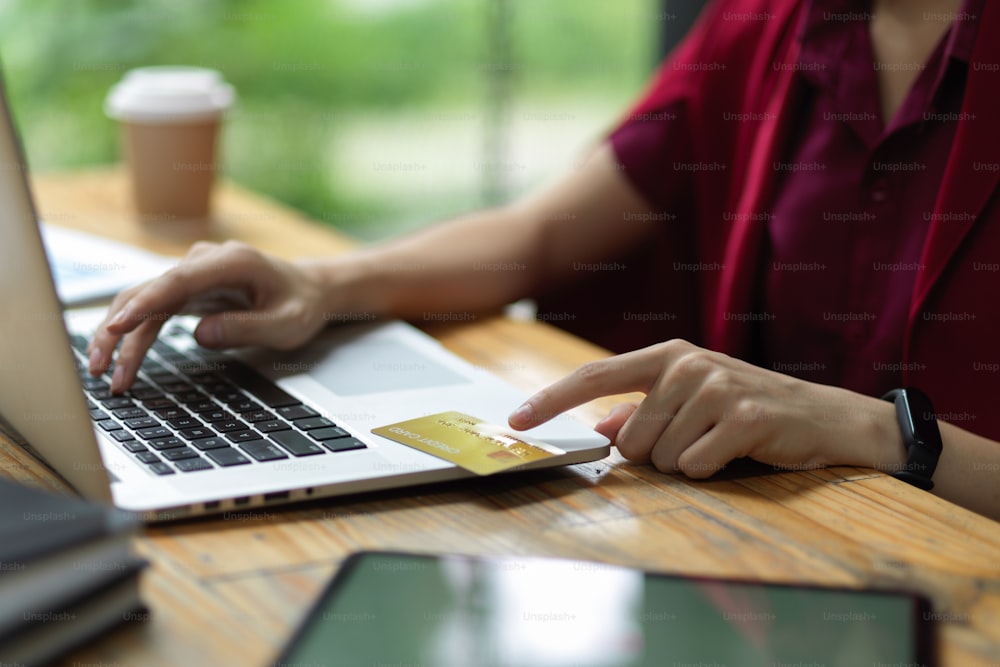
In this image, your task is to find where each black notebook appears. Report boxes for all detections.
[0,476,146,666]
[0,475,136,564]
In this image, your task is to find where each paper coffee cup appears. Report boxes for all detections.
[105,67,235,227]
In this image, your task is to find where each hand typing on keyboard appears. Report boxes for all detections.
[88,241,335,394]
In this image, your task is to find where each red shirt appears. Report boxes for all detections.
[758,0,982,396]
[535,0,1000,439]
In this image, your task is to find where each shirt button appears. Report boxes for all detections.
[870,177,889,203]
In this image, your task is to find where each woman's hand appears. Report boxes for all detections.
[508,339,906,477]
[88,241,330,393]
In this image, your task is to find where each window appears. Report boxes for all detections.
[2,0,658,240]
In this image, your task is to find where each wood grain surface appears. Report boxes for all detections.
[0,168,995,667]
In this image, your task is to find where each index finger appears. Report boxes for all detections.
[88,245,259,374]
[507,346,663,430]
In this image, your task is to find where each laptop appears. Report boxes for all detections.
[0,79,609,521]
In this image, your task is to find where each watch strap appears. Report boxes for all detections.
[881,387,942,491]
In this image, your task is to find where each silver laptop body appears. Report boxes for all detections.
[0,79,609,521]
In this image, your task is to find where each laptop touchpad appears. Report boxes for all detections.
[299,340,469,396]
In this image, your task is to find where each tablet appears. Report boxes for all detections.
[277,551,935,667]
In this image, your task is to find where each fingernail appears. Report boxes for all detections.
[509,403,533,426]
[88,347,103,375]
[199,319,222,347]
[109,307,130,326]
[111,364,126,394]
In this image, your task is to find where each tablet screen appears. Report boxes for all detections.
[278,552,933,667]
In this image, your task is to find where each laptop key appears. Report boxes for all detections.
[148,437,185,450]
[70,334,88,352]
[120,441,146,453]
[124,417,159,429]
[294,417,336,431]
[140,358,165,373]
[179,426,215,440]
[110,430,138,442]
[159,352,190,365]
[270,431,325,457]
[323,437,367,453]
[309,426,350,441]
[217,391,248,405]
[227,399,259,413]
[144,398,177,410]
[213,419,249,433]
[151,340,178,356]
[191,437,230,450]
[242,410,274,423]
[166,416,203,430]
[276,404,317,421]
[89,408,110,421]
[147,462,175,475]
[160,382,194,394]
[175,458,214,472]
[205,448,251,467]
[171,360,206,374]
[153,406,187,419]
[161,447,200,461]
[137,426,172,440]
[226,430,263,444]
[130,387,165,400]
[201,382,233,396]
[186,372,219,385]
[148,372,182,385]
[256,420,291,433]
[135,451,160,464]
[239,441,288,461]
[98,420,123,432]
[220,361,302,408]
[101,397,135,409]
[188,401,220,414]
[113,407,147,420]
[201,409,234,423]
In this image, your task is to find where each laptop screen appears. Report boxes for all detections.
[0,69,112,500]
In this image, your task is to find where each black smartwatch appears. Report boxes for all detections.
[881,387,942,491]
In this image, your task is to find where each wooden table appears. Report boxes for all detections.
[3,168,999,666]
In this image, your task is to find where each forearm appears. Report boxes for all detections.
[302,142,658,321]
[838,396,1000,521]
[303,204,545,320]
[920,423,1000,521]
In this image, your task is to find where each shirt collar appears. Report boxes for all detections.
[799,0,983,113]
[943,0,984,64]
[800,0,983,67]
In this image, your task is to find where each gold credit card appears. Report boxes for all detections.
[371,411,565,475]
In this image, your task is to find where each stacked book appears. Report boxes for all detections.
[0,476,147,665]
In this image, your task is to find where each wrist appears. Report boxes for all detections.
[295,253,389,323]
[867,397,909,475]
[823,392,907,473]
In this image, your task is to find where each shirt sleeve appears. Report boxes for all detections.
[606,0,735,212]
[609,102,694,213]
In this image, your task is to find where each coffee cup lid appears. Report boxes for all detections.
[105,67,235,123]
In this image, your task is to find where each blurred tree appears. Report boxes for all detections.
[1,0,655,239]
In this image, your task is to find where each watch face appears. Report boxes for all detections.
[903,388,943,454]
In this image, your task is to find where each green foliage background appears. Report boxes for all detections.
[1,0,656,239]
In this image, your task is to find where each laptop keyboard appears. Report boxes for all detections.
[69,328,366,476]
